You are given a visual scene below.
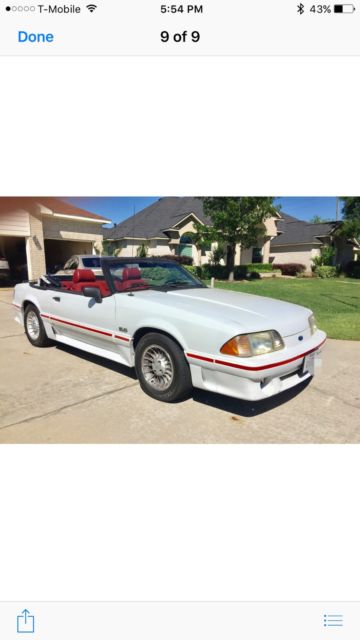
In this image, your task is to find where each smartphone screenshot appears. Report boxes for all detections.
[0,2,359,639]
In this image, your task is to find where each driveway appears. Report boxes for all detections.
[1,288,359,444]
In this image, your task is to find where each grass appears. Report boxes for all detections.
[210,278,360,341]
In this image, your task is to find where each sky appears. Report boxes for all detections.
[64,196,342,227]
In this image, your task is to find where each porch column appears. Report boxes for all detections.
[262,237,271,263]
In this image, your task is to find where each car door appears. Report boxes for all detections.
[46,287,119,354]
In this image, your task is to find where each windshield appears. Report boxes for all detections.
[108,260,205,292]
[82,257,101,268]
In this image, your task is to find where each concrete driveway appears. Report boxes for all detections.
[1,288,359,444]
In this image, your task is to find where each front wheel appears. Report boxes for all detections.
[24,304,53,347]
[135,332,192,403]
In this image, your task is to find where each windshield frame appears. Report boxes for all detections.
[102,258,206,294]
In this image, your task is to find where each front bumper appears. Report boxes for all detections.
[187,331,326,401]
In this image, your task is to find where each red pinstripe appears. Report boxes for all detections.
[41,313,131,342]
[41,314,112,337]
[186,338,326,372]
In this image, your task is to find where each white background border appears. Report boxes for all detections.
[0,56,359,602]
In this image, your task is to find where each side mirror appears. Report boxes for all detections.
[83,286,102,303]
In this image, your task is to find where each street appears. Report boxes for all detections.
[1,288,359,443]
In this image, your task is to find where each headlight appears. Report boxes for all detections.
[309,313,317,335]
[220,330,284,358]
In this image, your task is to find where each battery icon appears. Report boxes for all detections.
[334,4,356,11]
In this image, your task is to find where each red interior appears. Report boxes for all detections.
[61,268,110,297]
[114,267,148,292]
[59,267,148,297]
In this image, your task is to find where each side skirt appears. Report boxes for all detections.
[52,333,133,368]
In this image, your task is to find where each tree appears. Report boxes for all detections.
[339,197,360,242]
[194,197,280,280]
[186,228,211,265]
[311,244,335,269]
[309,215,332,224]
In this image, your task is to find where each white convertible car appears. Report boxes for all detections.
[12,258,326,403]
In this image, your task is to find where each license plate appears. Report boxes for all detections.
[303,351,315,376]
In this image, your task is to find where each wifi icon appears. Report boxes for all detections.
[86,4,97,12]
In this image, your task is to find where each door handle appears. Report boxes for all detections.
[52,296,61,302]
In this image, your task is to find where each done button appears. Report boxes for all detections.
[18,31,54,43]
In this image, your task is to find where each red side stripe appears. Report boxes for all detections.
[45,315,112,337]
[187,338,326,372]
[12,303,21,309]
[41,313,130,342]
[186,352,214,363]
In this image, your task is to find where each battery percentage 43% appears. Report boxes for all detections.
[310,4,332,12]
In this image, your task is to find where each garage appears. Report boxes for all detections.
[0,198,110,282]
[0,235,28,283]
[44,239,94,273]
[0,202,30,284]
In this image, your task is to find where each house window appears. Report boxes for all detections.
[179,234,193,258]
[252,247,263,263]
[180,234,193,244]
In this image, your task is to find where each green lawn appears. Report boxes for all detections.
[210,278,360,340]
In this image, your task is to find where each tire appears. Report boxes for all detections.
[135,332,193,403]
[24,303,52,347]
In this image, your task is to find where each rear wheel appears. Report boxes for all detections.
[24,304,52,347]
[135,332,192,402]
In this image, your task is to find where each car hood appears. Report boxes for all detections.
[163,287,312,336]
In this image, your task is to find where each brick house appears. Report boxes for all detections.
[104,197,281,266]
[0,198,110,281]
[270,213,359,272]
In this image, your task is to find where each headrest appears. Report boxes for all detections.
[122,267,142,281]
[73,268,96,284]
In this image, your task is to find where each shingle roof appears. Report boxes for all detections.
[272,213,340,246]
[105,197,211,240]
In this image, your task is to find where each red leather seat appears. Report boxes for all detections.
[69,268,111,297]
[60,280,73,290]
[71,268,96,292]
[115,267,148,292]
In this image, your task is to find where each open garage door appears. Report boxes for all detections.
[44,239,94,273]
[0,236,28,284]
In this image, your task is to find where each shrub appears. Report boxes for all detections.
[201,264,229,280]
[234,265,248,279]
[274,263,306,276]
[311,245,336,270]
[209,244,226,265]
[184,265,202,279]
[246,263,273,272]
[136,242,149,258]
[345,260,360,279]
[185,262,281,281]
[156,254,193,266]
[314,265,337,278]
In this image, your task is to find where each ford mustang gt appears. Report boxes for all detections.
[12,258,326,403]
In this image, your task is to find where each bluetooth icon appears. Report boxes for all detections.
[297,3,305,13]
